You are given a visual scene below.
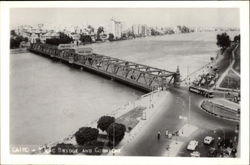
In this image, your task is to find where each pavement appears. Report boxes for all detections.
[178,124,198,137]
[117,87,239,156]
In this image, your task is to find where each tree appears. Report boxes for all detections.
[121,33,127,40]
[80,35,92,43]
[234,34,240,43]
[151,29,160,36]
[75,127,99,145]
[97,26,104,41]
[46,32,73,45]
[108,33,114,41]
[181,26,190,33]
[216,33,231,51]
[97,116,115,132]
[11,30,17,36]
[107,123,126,146]
[10,35,28,49]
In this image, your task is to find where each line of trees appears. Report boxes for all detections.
[234,34,240,43]
[56,115,126,155]
[10,30,28,49]
[177,25,193,33]
[46,32,73,46]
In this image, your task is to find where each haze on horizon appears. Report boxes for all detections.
[10,8,240,29]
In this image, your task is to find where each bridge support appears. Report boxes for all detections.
[173,66,181,87]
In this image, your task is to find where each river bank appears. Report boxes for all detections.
[10,31,240,152]
[33,89,168,155]
[10,48,28,54]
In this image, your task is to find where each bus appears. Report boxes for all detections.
[189,86,214,98]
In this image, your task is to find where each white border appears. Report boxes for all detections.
[1,1,249,165]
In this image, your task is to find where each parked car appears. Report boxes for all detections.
[187,140,199,151]
[208,147,218,157]
[190,151,200,157]
[204,136,214,145]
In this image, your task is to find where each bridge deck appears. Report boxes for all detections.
[28,43,179,92]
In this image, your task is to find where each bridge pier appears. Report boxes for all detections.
[173,66,181,87]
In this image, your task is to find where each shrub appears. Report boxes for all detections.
[97,116,115,132]
[80,35,93,43]
[50,143,77,155]
[108,33,114,41]
[107,123,126,146]
[10,36,28,49]
[75,127,99,145]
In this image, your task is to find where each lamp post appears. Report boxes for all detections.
[113,124,115,156]
[176,97,187,135]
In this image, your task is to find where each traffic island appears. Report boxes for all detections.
[200,99,240,122]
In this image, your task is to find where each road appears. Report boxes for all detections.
[119,87,238,156]
[213,44,240,91]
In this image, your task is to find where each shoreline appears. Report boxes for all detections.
[9,32,240,156]
[34,89,166,155]
[10,47,28,54]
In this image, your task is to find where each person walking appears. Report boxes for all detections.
[157,131,161,140]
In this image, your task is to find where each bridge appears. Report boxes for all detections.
[29,43,181,92]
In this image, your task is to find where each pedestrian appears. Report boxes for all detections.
[157,131,161,140]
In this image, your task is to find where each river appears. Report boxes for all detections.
[9,31,239,146]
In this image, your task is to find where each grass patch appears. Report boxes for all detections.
[116,106,146,132]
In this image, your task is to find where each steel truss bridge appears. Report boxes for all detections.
[29,43,181,92]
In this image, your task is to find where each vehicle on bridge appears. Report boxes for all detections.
[189,86,214,98]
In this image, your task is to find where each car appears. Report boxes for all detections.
[187,140,199,151]
[204,136,214,145]
[190,151,200,157]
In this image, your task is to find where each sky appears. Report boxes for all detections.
[10,8,240,29]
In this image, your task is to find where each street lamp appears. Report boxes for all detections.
[176,97,187,135]
[113,124,115,156]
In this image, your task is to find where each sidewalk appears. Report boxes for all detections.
[162,124,199,157]
[111,90,170,155]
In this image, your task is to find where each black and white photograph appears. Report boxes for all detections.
[0,1,249,165]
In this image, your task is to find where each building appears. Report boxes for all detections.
[40,31,60,43]
[132,24,147,37]
[109,18,122,39]
[30,33,39,44]
[140,24,147,36]
[132,24,140,36]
